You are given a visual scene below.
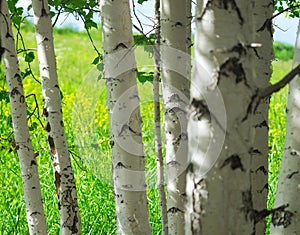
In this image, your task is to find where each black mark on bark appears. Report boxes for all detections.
[255,120,268,129]
[287,171,299,179]
[114,43,127,51]
[30,160,37,166]
[167,207,184,213]
[54,171,61,200]
[44,122,51,132]
[221,154,245,171]
[219,57,249,87]
[48,136,56,155]
[115,162,127,169]
[220,0,244,24]
[271,204,294,228]
[43,108,49,117]
[10,87,20,98]
[255,166,268,175]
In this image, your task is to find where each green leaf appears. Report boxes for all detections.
[92,56,100,65]
[97,62,104,72]
[97,74,103,81]
[85,20,98,30]
[138,0,148,4]
[137,71,154,84]
[21,68,31,79]
[24,52,35,63]
[27,4,32,11]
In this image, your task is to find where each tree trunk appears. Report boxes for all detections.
[270,19,300,234]
[153,0,168,234]
[31,0,81,234]
[0,1,48,234]
[99,0,152,234]
[161,0,191,234]
[185,0,269,234]
[250,1,273,233]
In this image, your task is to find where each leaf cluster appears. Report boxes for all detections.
[275,0,300,18]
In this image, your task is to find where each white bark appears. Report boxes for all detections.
[186,0,268,234]
[100,0,152,234]
[270,19,300,234]
[153,0,168,234]
[31,0,81,234]
[0,1,48,234]
[161,0,191,234]
[250,1,273,233]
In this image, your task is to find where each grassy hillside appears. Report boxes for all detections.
[0,25,294,234]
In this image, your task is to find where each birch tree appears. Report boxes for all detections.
[99,0,152,234]
[153,0,168,233]
[270,19,300,234]
[31,0,81,233]
[0,0,48,233]
[185,0,271,233]
[250,0,273,233]
[161,0,191,234]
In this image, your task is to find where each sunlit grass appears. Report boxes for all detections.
[266,60,292,234]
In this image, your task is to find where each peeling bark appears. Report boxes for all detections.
[0,1,48,234]
[31,0,81,234]
[99,0,152,234]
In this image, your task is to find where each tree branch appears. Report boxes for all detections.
[260,64,300,99]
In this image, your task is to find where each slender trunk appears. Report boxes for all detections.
[99,0,152,234]
[270,19,300,234]
[161,0,191,234]
[0,1,48,234]
[250,1,273,233]
[185,0,268,233]
[31,0,81,234]
[153,0,168,234]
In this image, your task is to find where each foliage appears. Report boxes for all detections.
[273,41,295,61]
[274,0,300,18]
[133,33,155,56]
[137,0,149,4]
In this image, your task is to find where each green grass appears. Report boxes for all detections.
[265,60,292,234]
[0,24,294,234]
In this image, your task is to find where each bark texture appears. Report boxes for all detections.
[31,0,81,234]
[100,0,152,234]
[250,1,273,233]
[185,0,270,234]
[0,1,48,233]
[161,0,191,234]
[153,0,168,234]
[270,19,300,234]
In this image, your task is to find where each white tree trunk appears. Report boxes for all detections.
[100,0,152,234]
[153,0,168,234]
[270,19,300,234]
[31,0,81,234]
[185,0,269,234]
[0,1,48,234]
[161,0,191,234]
[250,1,273,233]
